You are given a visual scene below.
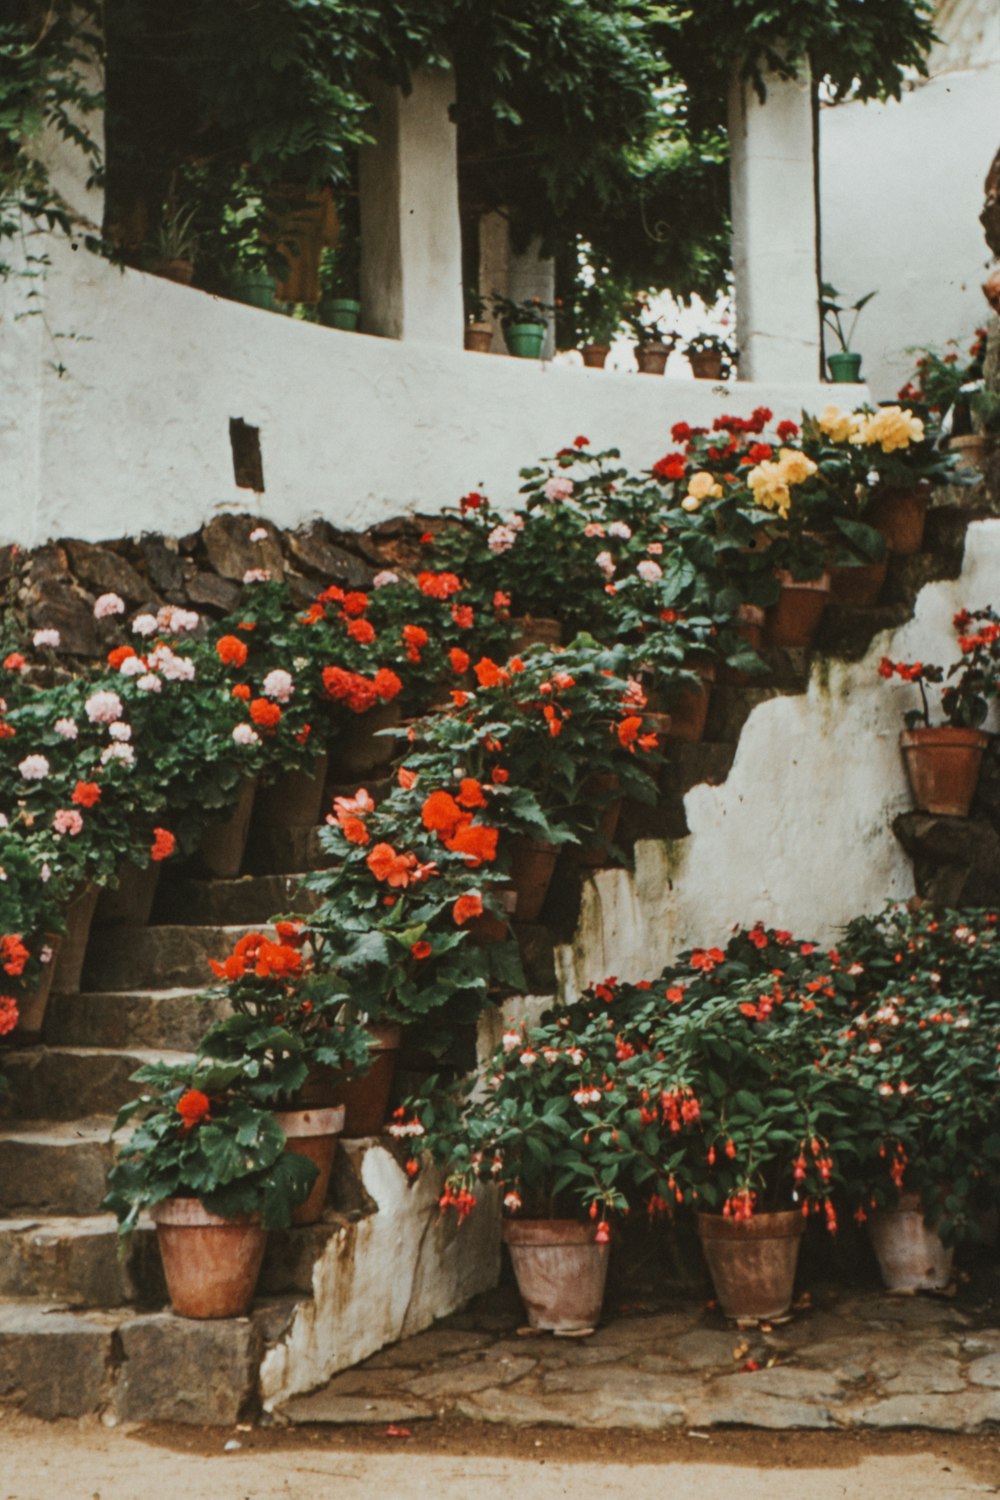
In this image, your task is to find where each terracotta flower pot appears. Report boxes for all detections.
[464,323,493,354]
[51,883,101,996]
[508,838,559,923]
[572,773,622,868]
[764,571,831,649]
[866,487,928,556]
[199,776,258,879]
[272,1105,345,1225]
[502,1219,610,1332]
[581,344,609,369]
[318,1023,402,1138]
[900,725,989,817]
[689,350,724,380]
[470,887,518,946]
[154,258,194,285]
[10,947,59,1046]
[330,702,403,779]
[151,1197,267,1319]
[697,1209,805,1321]
[636,343,669,376]
[255,754,329,832]
[666,659,716,743]
[95,860,161,926]
[869,1193,953,1292]
[949,433,992,471]
[513,615,563,653]
[827,557,888,609]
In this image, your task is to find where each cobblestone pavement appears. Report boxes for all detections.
[279,1282,1000,1433]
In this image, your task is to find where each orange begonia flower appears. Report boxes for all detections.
[452,892,484,926]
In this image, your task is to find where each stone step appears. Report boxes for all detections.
[154,872,319,927]
[0,1116,116,1216]
[82,923,257,992]
[0,1299,124,1419]
[0,1211,346,1308]
[1,1046,191,1121]
[46,987,228,1052]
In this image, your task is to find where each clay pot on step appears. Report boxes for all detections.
[949,434,992,471]
[508,838,559,923]
[581,344,609,369]
[249,754,329,868]
[717,605,767,686]
[764,571,831,649]
[866,487,928,555]
[900,726,989,817]
[502,1219,610,1332]
[469,887,518,945]
[689,349,725,380]
[869,1193,953,1292]
[666,659,716,743]
[697,1209,805,1320]
[311,1023,402,1137]
[95,860,161,926]
[9,945,60,1046]
[571,774,622,868]
[635,343,670,376]
[464,322,493,353]
[272,1104,345,1225]
[827,556,888,609]
[150,1197,267,1319]
[199,777,258,879]
[513,615,563,653]
[51,883,101,995]
[330,703,403,780]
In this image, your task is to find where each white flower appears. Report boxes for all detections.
[85,690,123,724]
[156,605,200,634]
[148,645,195,681]
[636,559,663,583]
[607,521,632,540]
[262,668,294,703]
[373,570,399,588]
[39,944,54,963]
[232,723,259,746]
[131,613,158,637]
[573,1087,602,1105]
[681,495,701,513]
[119,655,145,677]
[136,673,162,694]
[54,717,78,740]
[519,1049,538,1068]
[40,863,52,883]
[503,1192,522,1212]
[868,1040,882,1054]
[249,526,268,542]
[501,1029,521,1054]
[108,721,132,742]
[93,593,125,619]
[386,1119,425,1139]
[18,754,49,780]
[507,513,525,533]
[544,476,574,502]
[32,628,60,649]
[0,813,7,829]
[595,550,616,579]
[101,742,135,766]
[488,525,517,554]
[566,1048,585,1066]
[243,568,271,584]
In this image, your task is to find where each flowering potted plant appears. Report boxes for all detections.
[878,605,1000,816]
[565,272,628,368]
[624,297,677,375]
[489,292,555,360]
[103,1057,318,1317]
[684,332,736,381]
[901,330,997,469]
[395,1008,648,1332]
[833,905,1000,1287]
[821,283,876,382]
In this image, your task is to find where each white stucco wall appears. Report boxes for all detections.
[820,63,1000,400]
[0,238,848,548]
[556,517,1000,994]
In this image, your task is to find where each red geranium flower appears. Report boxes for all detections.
[346,617,376,645]
[150,827,176,862]
[107,645,136,669]
[417,571,462,600]
[411,940,432,960]
[71,780,101,808]
[216,635,249,668]
[250,698,282,728]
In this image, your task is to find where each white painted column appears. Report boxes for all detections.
[478,211,556,357]
[359,67,464,345]
[728,61,821,382]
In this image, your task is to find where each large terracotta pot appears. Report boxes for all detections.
[869,1193,953,1292]
[697,1209,805,1320]
[330,703,403,779]
[95,860,161,926]
[572,774,622,869]
[636,343,670,376]
[317,1023,402,1138]
[272,1105,345,1225]
[508,838,559,924]
[581,344,609,369]
[502,1219,610,1332]
[827,557,888,609]
[151,1198,267,1319]
[689,350,725,380]
[469,887,518,946]
[900,726,989,817]
[764,571,831,649]
[866,487,928,556]
[199,777,258,879]
[51,883,100,995]
[513,615,563,653]
[9,948,59,1046]
[666,659,716,743]
[255,753,329,833]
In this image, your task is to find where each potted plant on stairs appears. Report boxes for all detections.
[490,292,554,360]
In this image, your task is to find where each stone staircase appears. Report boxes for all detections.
[0,472,995,1424]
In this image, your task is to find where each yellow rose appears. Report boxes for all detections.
[857,405,925,453]
[748,461,792,519]
[817,405,858,444]
[681,495,701,513]
[687,470,723,502]
[777,448,818,485]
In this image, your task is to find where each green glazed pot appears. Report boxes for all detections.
[230,272,277,311]
[827,350,863,383]
[321,298,361,331]
[504,322,547,359]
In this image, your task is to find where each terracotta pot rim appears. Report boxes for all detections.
[900,726,990,748]
[272,1105,345,1139]
[150,1196,261,1228]
[736,604,766,626]
[502,1217,604,1246]
[697,1209,805,1240]
[774,570,831,593]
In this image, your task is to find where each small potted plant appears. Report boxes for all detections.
[684,332,736,381]
[821,283,876,383]
[878,604,1000,817]
[464,287,493,353]
[569,274,628,369]
[625,297,677,375]
[318,205,362,330]
[103,1057,318,1318]
[904,331,997,470]
[149,202,199,286]
[490,292,555,359]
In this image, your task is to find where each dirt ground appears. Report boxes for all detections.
[2,1413,999,1500]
